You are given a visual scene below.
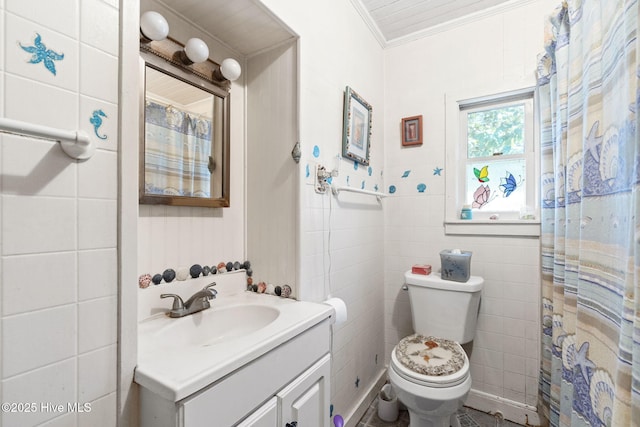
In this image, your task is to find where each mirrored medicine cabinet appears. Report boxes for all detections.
[139,38,231,208]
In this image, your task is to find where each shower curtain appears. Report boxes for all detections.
[536,1,640,426]
[144,100,213,197]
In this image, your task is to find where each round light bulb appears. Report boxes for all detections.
[140,11,169,41]
[184,38,209,63]
[220,58,242,81]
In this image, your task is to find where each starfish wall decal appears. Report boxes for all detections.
[19,33,64,76]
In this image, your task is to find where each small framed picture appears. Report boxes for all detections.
[342,86,372,165]
[401,115,423,146]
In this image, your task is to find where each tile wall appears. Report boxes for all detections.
[384,203,541,407]
[300,182,386,419]
[257,0,389,419]
[382,0,549,419]
[0,0,119,425]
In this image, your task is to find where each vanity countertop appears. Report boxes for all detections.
[135,286,333,402]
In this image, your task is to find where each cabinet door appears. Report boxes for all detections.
[278,354,331,427]
[236,397,278,427]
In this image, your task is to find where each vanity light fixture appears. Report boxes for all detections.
[182,38,210,64]
[140,12,239,90]
[140,11,169,42]
[213,58,242,82]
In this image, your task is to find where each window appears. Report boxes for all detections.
[445,87,539,236]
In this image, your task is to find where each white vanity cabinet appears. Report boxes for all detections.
[139,318,332,427]
[239,354,330,427]
[277,354,330,426]
[236,397,277,427]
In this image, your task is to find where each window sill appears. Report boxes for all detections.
[444,219,540,237]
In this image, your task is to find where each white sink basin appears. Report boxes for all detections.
[151,304,280,347]
[136,287,334,401]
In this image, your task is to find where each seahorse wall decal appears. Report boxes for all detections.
[90,110,108,140]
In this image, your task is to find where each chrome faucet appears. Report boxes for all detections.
[161,282,217,318]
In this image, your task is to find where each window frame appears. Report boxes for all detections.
[444,85,540,237]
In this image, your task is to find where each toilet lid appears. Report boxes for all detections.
[392,334,468,386]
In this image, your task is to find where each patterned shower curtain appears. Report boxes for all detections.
[536,1,640,426]
[144,100,213,197]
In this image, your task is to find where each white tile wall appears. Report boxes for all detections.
[5,13,78,90]
[2,252,77,315]
[79,45,117,103]
[1,136,77,197]
[78,345,117,402]
[383,0,548,412]
[78,248,117,301]
[288,0,388,413]
[80,0,119,56]
[3,305,77,377]
[2,359,76,426]
[5,0,78,38]
[1,1,119,425]
[5,74,78,130]
[2,195,77,254]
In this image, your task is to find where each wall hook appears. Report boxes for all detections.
[291,141,301,163]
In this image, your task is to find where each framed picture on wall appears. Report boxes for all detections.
[342,86,372,165]
[401,115,423,146]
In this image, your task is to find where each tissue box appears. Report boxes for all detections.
[439,250,472,282]
[411,264,432,275]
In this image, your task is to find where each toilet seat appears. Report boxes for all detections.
[391,334,469,388]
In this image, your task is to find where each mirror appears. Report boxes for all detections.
[139,42,231,207]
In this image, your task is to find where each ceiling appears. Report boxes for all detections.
[155,0,520,55]
[355,0,517,44]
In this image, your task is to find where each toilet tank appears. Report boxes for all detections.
[404,271,483,344]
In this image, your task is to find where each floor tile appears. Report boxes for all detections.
[355,395,524,427]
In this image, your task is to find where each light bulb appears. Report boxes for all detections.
[220,58,241,81]
[184,38,209,63]
[140,11,169,41]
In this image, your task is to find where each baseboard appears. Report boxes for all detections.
[343,368,387,427]
[465,389,541,426]
[340,370,541,427]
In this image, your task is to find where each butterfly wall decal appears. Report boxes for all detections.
[474,165,489,182]
[499,172,522,197]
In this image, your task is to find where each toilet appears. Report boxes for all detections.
[388,271,483,427]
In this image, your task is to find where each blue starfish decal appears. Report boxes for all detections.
[90,110,108,140]
[19,33,64,76]
[433,167,443,176]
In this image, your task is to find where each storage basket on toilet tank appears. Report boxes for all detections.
[404,271,483,344]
